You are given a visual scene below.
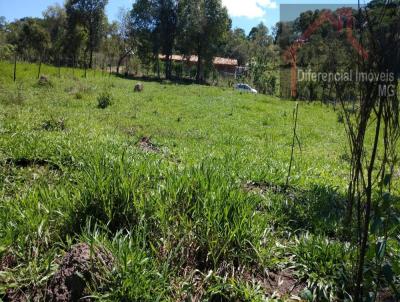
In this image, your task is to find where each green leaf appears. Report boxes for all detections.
[371,216,383,234]
[383,174,392,186]
[382,192,391,210]
[376,239,386,260]
[382,263,394,283]
[301,288,313,301]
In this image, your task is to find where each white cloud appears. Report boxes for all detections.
[222,0,277,18]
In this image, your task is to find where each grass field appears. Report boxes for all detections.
[0,62,398,301]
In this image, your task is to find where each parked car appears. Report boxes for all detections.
[235,83,258,94]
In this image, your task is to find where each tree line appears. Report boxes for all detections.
[0,0,398,98]
[0,0,278,90]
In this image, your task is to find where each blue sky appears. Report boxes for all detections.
[0,0,369,33]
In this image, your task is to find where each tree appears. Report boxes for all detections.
[0,17,14,60]
[247,23,277,94]
[341,2,400,299]
[223,28,250,66]
[177,0,230,83]
[107,9,137,75]
[157,0,178,79]
[131,0,177,79]
[7,18,50,60]
[65,0,108,68]
[0,16,6,30]
[42,4,67,63]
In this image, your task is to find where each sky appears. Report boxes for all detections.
[0,0,370,34]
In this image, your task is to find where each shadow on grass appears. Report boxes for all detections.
[244,181,347,237]
[113,73,210,86]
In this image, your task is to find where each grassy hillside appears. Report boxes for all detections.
[0,62,398,301]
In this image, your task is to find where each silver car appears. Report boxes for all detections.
[235,83,258,94]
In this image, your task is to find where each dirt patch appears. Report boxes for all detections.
[219,264,305,299]
[0,252,17,271]
[377,288,397,302]
[3,285,43,302]
[243,181,303,202]
[134,83,144,92]
[41,118,66,132]
[138,137,160,153]
[243,181,288,195]
[262,269,305,298]
[172,265,305,302]
[37,76,52,87]
[123,126,143,137]
[45,243,114,301]
[4,158,61,171]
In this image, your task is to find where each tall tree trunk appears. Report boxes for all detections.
[37,54,42,79]
[117,50,132,75]
[156,55,160,79]
[196,53,204,83]
[165,54,172,79]
[89,48,93,69]
[355,100,383,301]
[84,50,88,78]
[13,52,17,82]
[58,55,61,78]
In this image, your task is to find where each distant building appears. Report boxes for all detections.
[159,54,238,75]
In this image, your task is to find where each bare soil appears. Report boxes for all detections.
[45,243,114,301]
[138,136,160,153]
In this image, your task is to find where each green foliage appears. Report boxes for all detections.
[41,117,66,131]
[0,62,398,300]
[65,0,108,67]
[97,91,112,109]
[290,234,353,301]
[7,18,50,56]
[177,0,230,82]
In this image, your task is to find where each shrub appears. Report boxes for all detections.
[155,161,258,269]
[37,75,53,87]
[69,154,160,234]
[290,234,353,301]
[337,112,344,124]
[74,92,83,100]
[41,118,66,131]
[97,92,112,109]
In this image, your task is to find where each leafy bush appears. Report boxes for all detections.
[37,75,53,87]
[154,161,258,269]
[70,155,157,233]
[74,92,83,99]
[41,118,66,131]
[97,92,112,109]
[0,82,25,105]
[69,155,259,270]
[290,234,353,301]
[270,185,346,236]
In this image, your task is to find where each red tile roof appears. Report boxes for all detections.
[159,54,238,66]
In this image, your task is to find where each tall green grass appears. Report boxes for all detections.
[0,61,398,301]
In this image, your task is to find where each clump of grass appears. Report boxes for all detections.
[41,117,66,131]
[74,92,83,100]
[337,112,344,124]
[37,75,53,87]
[262,117,270,126]
[154,161,258,270]
[65,82,92,99]
[290,233,353,301]
[268,185,346,236]
[0,83,25,105]
[97,92,112,109]
[68,154,160,233]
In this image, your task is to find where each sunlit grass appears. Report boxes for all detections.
[0,61,398,301]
